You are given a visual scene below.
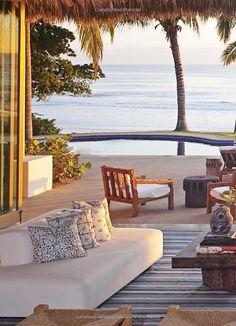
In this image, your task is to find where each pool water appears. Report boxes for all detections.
[71,140,222,156]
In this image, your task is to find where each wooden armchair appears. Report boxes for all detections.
[207,171,236,218]
[220,147,236,170]
[101,165,174,217]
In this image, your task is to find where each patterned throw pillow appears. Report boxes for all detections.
[28,218,86,263]
[47,209,99,249]
[87,198,113,235]
[72,201,111,242]
[72,198,113,235]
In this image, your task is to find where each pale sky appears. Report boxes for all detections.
[65,18,236,65]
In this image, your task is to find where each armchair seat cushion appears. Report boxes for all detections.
[210,186,229,201]
[137,184,170,199]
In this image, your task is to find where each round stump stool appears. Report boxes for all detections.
[183,175,219,208]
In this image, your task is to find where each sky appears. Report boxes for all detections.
[65,18,236,65]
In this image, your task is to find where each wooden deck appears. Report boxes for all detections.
[22,154,216,225]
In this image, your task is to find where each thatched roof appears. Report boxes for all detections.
[25,0,236,22]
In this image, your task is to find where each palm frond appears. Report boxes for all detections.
[182,17,200,35]
[114,19,151,30]
[216,16,236,43]
[101,22,115,43]
[221,41,236,65]
[76,21,103,74]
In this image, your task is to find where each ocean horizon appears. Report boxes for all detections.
[33,64,236,133]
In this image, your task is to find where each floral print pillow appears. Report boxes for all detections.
[72,198,113,235]
[72,201,111,242]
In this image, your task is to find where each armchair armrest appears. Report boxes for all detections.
[135,178,174,185]
[136,175,146,179]
[219,169,236,181]
[207,181,231,191]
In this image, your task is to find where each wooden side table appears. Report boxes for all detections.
[172,232,236,292]
[183,175,219,208]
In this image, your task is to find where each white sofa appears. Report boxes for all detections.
[0,210,163,317]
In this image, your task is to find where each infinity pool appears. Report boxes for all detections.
[71,139,222,156]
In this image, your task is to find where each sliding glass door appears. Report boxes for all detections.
[0,1,25,219]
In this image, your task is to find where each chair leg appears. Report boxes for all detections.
[131,203,139,217]
[168,193,174,210]
[207,198,213,214]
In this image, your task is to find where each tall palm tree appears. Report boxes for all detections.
[25,20,33,141]
[155,17,199,131]
[78,18,199,132]
[217,16,236,132]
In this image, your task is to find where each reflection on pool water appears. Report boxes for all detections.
[71,140,221,156]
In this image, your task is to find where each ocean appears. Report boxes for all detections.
[33,64,236,133]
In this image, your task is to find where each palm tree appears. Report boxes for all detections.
[217,16,236,132]
[78,18,199,132]
[25,20,33,141]
[155,17,199,131]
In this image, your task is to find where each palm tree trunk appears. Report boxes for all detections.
[177,141,185,155]
[25,20,32,141]
[169,31,189,131]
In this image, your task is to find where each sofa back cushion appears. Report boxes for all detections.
[0,228,34,266]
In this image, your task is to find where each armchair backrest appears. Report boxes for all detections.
[101,166,138,203]
[232,171,236,188]
[220,147,236,169]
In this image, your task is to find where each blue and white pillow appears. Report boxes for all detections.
[28,217,86,263]
[47,209,99,249]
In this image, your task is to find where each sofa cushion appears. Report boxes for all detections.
[47,209,100,249]
[210,186,229,201]
[28,218,86,263]
[72,201,111,242]
[137,184,170,199]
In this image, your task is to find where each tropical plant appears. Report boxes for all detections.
[221,188,236,206]
[32,113,61,136]
[155,17,199,131]
[25,136,91,184]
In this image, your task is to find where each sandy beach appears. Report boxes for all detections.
[22,154,217,227]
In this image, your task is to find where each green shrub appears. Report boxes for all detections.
[32,113,61,136]
[25,135,91,184]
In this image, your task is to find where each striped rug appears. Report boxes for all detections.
[100,229,236,325]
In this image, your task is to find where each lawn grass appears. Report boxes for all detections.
[156,130,236,138]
